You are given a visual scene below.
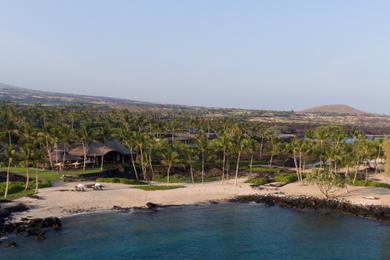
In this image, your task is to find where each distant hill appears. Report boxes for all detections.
[0,82,178,112]
[300,104,369,115]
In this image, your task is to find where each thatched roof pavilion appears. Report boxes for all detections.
[69,139,131,158]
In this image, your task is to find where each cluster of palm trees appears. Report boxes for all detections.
[0,103,384,199]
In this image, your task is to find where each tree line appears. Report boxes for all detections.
[0,104,387,199]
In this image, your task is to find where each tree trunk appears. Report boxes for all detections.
[4,159,11,199]
[249,153,254,175]
[234,150,242,185]
[345,165,350,193]
[24,160,29,190]
[130,149,139,181]
[55,142,59,174]
[319,140,323,170]
[35,168,39,193]
[259,137,264,161]
[46,136,53,169]
[299,151,303,182]
[268,153,274,170]
[167,164,171,183]
[201,150,205,184]
[139,145,147,181]
[221,148,226,183]
[148,148,154,179]
[226,157,230,181]
[82,142,87,171]
[62,144,67,171]
[293,150,299,179]
[365,162,369,184]
[189,161,194,184]
[100,155,104,172]
[353,163,359,184]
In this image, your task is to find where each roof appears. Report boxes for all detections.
[69,139,131,157]
[49,150,83,162]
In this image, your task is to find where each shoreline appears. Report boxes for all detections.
[230,195,390,223]
[2,178,390,242]
[4,178,390,221]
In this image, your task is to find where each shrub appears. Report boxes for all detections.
[245,177,268,186]
[272,174,298,184]
[353,180,390,189]
[131,185,185,191]
[96,178,144,185]
[153,175,190,183]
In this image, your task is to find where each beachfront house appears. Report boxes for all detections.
[49,139,132,169]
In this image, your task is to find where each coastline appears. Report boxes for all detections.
[2,179,390,249]
[2,178,390,239]
[5,178,390,220]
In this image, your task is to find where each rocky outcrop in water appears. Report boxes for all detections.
[230,195,390,222]
[1,202,62,243]
[1,217,62,240]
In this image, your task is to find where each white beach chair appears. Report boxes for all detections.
[93,183,104,190]
[75,184,86,191]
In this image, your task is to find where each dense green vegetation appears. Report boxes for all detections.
[0,103,388,200]
[245,173,298,186]
[245,177,268,186]
[272,174,298,184]
[153,174,220,183]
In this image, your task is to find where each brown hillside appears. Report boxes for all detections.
[300,104,369,115]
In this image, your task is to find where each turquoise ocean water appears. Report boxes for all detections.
[2,203,390,260]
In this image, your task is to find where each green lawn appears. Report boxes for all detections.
[153,174,220,183]
[0,167,105,201]
[131,185,185,191]
[352,180,390,189]
[0,180,51,201]
[96,177,144,185]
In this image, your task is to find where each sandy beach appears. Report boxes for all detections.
[8,178,390,221]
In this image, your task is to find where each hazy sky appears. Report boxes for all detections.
[1,1,390,113]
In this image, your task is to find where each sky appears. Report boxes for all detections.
[1,0,390,113]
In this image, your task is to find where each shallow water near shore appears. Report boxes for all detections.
[2,203,390,260]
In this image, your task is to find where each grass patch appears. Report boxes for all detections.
[153,174,220,183]
[131,185,185,191]
[7,167,105,183]
[96,177,144,185]
[0,180,51,201]
[245,173,298,186]
[353,180,390,189]
[240,166,282,174]
[272,174,298,184]
[245,177,269,186]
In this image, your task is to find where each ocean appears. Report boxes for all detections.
[2,203,390,259]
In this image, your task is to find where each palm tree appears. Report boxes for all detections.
[233,130,249,185]
[80,122,91,171]
[120,125,139,181]
[212,130,233,183]
[267,130,280,170]
[289,137,307,182]
[94,125,113,171]
[135,131,149,180]
[195,130,208,184]
[161,144,181,183]
[182,144,196,183]
[247,136,257,175]
[3,144,15,199]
